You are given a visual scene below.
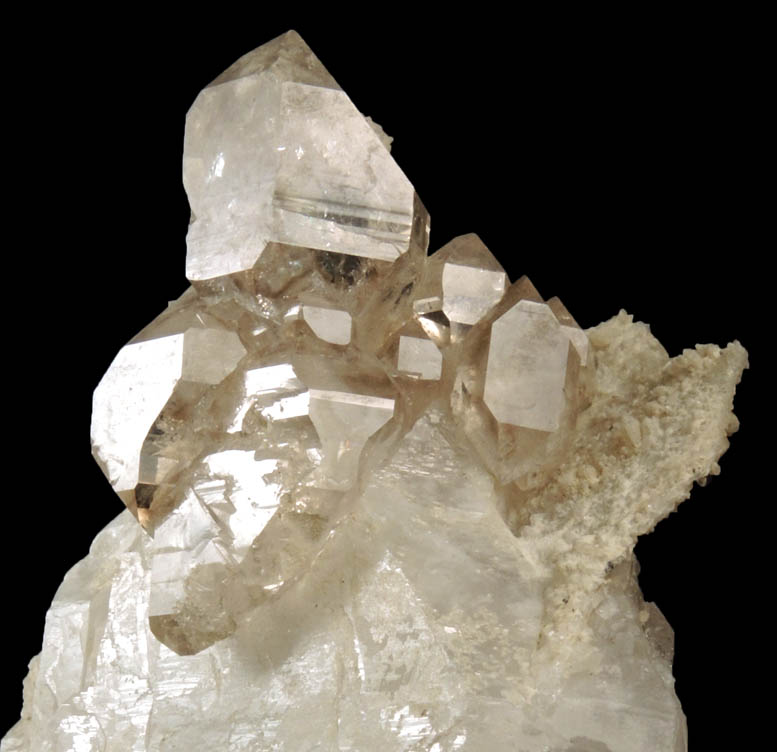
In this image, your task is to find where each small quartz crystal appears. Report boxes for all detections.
[2,30,747,752]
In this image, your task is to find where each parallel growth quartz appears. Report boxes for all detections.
[2,31,747,752]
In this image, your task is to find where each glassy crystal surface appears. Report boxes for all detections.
[412,233,507,345]
[397,334,443,380]
[183,30,428,281]
[485,299,571,431]
[302,305,352,344]
[2,30,748,752]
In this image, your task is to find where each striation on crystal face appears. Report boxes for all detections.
[2,30,748,752]
[183,30,428,281]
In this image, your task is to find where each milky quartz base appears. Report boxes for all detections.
[2,312,745,752]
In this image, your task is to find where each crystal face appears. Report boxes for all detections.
[3,31,748,752]
[485,299,570,432]
[183,31,427,281]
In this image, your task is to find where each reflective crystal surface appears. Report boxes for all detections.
[3,31,749,752]
[183,30,428,281]
[412,233,508,345]
[397,334,443,380]
[302,305,352,345]
[485,299,571,432]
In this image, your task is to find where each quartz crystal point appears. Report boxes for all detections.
[413,233,508,344]
[3,31,748,752]
[183,30,428,281]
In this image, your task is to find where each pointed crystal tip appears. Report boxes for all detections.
[183,30,427,282]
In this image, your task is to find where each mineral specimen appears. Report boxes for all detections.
[2,30,747,752]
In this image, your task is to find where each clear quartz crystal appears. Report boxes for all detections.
[302,305,352,345]
[397,334,443,380]
[183,30,427,281]
[484,299,571,432]
[412,233,508,344]
[3,30,748,752]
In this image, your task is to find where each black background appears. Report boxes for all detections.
[3,11,764,747]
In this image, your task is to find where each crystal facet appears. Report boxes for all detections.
[412,233,508,344]
[183,30,427,281]
[484,299,570,432]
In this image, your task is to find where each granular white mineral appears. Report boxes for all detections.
[2,30,747,752]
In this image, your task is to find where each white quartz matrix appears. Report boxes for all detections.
[2,31,747,752]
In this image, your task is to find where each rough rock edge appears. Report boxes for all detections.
[513,311,747,676]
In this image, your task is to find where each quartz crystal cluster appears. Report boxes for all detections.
[3,31,747,752]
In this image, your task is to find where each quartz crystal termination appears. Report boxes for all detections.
[182,31,426,281]
[2,31,747,752]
